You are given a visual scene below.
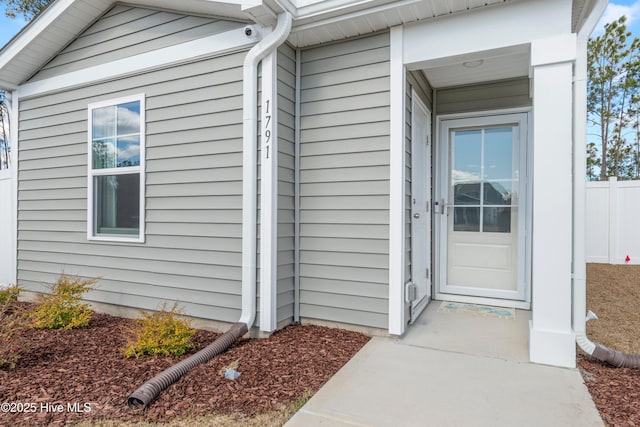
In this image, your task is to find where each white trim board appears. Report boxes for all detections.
[259,50,279,333]
[388,25,406,335]
[17,26,259,100]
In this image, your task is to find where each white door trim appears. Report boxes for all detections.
[434,110,531,309]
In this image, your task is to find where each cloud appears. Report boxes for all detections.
[593,1,640,36]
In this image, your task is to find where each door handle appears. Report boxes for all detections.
[434,199,446,215]
[413,213,420,219]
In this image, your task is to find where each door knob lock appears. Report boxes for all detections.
[413,213,420,219]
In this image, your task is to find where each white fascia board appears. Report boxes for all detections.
[403,0,572,67]
[259,50,279,333]
[388,25,406,336]
[17,26,258,99]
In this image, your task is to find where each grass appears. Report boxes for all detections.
[586,263,640,354]
[74,390,312,427]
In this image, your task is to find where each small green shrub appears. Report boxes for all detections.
[31,274,97,330]
[1,286,31,370]
[0,285,20,306]
[124,302,196,358]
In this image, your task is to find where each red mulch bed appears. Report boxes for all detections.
[578,355,640,427]
[578,264,640,426]
[0,307,370,426]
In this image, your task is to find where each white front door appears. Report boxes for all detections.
[437,113,528,304]
[410,93,432,321]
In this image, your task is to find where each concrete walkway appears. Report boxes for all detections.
[286,302,603,427]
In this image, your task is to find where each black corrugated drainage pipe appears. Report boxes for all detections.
[127,11,293,409]
[127,322,248,407]
[577,311,640,369]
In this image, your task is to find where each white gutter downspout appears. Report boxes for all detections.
[127,14,294,406]
[240,11,293,329]
[574,0,608,356]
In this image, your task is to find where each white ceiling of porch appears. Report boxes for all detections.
[416,45,531,88]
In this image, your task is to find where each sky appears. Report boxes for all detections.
[0,3,28,48]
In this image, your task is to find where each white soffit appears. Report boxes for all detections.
[288,0,512,47]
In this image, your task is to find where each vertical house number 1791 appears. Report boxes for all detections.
[264,99,271,159]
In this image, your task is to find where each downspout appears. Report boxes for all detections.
[128,12,293,408]
[573,0,605,359]
[239,11,293,327]
[572,0,640,368]
[293,47,301,322]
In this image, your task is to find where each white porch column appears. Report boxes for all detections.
[529,34,577,368]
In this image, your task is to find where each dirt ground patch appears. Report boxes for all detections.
[0,307,370,426]
[578,263,640,426]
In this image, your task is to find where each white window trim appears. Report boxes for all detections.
[87,93,146,243]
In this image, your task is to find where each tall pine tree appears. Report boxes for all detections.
[588,16,640,180]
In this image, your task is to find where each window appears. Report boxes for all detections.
[88,95,145,241]
[450,126,517,234]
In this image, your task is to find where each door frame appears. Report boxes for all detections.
[434,108,532,309]
[409,90,432,322]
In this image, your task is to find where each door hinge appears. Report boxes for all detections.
[426,268,430,279]
[405,282,417,302]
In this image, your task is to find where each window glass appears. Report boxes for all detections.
[92,102,141,169]
[94,174,140,235]
[88,96,144,240]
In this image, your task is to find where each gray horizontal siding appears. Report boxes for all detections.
[436,77,531,115]
[277,43,296,325]
[298,32,390,330]
[17,49,249,323]
[31,5,246,81]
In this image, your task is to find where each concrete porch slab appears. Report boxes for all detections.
[285,302,602,427]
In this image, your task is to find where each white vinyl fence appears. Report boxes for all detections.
[0,168,14,285]
[587,177,640,265]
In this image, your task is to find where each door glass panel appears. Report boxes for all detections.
[483,207,511,233]
[454,182,481,205]
[484,181,512,205]
[484,128,512,180]
[450,126,518,233]
[452,130,481,182]
[454,207,480,232]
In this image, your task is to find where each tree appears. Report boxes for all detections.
[588,16,640,180]
[1,0,51,20]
